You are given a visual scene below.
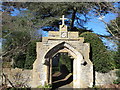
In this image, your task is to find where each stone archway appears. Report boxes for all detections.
[32,15,93,88]
[44,42,84,88]
[32,40,93,88]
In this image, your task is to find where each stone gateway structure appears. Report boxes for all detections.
[32,15,93,88]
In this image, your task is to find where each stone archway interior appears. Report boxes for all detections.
[44,42,84,88]
[52,52,74,88]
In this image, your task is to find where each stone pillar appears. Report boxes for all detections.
[49,58,52,84]
[73,58,77,88]
[44,64,48,85]
[77,56,82,88]
[73,55,83,88]
[45,58,49,84]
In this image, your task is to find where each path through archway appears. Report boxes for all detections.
[52,52,74,89]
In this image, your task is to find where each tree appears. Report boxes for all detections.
[1,2,90,68]
[90,2,120,40]
[80,32,115,73]
[2,13,25,54]
[2,9,40,68]
[3,2,113,31]
[2,2,118,69]
[107,16,120,69]
[89,2,120,70]
[114,45,120,69]
[108,16,120,84]
[107,16,120,40]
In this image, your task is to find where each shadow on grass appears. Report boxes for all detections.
[52,64,73,89]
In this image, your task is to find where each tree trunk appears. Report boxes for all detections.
[70,7,77,30]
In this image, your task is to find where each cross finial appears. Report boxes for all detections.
[60,15,67,25]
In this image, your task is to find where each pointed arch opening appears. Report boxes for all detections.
[44,42,83,59]
[43,42,84,88]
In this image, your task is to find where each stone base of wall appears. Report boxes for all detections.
[0,68,32,87]
[0,68,118,88]
[95,70,118,86]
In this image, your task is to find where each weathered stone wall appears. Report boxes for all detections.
[1,68,32,87]
[95,70,118,86]
[0,69,118,88]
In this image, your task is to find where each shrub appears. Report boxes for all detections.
[13,52,26,69]
[13,40,37,69]
[24,41,37,69]
[80,32,115,73]
[37,84,52,88]
[2,61,11,68]
[59,53,72,72]
[52,53,72,74]
[113,69,120,84]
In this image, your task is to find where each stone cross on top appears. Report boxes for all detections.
[60,15,67,25]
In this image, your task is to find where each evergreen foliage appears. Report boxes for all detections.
[107,16,120,39]
[108,16,120,69]
[114,43,120,69]
[11,40,37,69]
[2,11,40,69]
[80,32,115,73]
[113,69,120,84]
[2,2,114,31]
[59,53,72,73]
[2,11,37,59]
[52,53,72,74]
[13,52,26,68]
[24,41,37,69]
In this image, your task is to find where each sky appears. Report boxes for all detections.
[84,12,118,35]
